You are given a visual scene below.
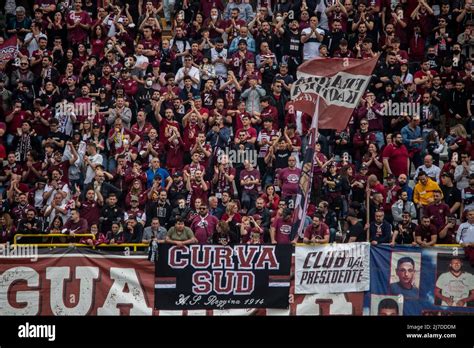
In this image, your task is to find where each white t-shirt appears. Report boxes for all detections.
[301,27,325,61]
[175,66,201,89]
[436,271,474,306]
[84,153,104,184]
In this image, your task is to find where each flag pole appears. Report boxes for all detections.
[292,95,320,242]
[366,184,370,242]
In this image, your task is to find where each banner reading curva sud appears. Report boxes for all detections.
[155,244,292,310]
[295,243,370,294]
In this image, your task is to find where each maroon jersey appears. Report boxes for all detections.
[240,169,260,194]
[278,167,301,198]
[214,166,236,197]
[260,105,279,129]
[67,10,91,44]
[183,163,206,178]
[183,122,205,152]
[190,214,219,244]
[424,202,450,229]
[165,140,185,171]
[304,222,330,241]
[189,180,210,209]
[415,224,438,242]
[131,122,153,140]
[271,217,292,244]
[79,199,101,226]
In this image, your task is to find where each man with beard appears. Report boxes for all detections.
[391,211,417,246]
[398,173,413,201]
[276,17,302,77]
[414,59,438,95]
[146,190,172,228]
[383,132,409,178]
[100,193,124,233]
[248,197,271,240]
[190,204,219,244]
[167,172,188,207]
[76,188,101,227]
[270,207,293,244]
[73,85,94,124]
[186,169,209,210]
[390,256,419,299]
[419,93,441,140]
[11,192,35,221]
[66,0,91,46]
[435,257,474,307]
[369,210,392,245]
[139,128,163,165]
[391,190,417,225]
[324,18,347,56]
[17,208,43,235]
[415,215,438,247]
[303,214,330,244]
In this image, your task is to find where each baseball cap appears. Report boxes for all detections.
[360,164,368,170]
[386,173,396,180]
[467,20,474,27]
[173,171,183,177]
[92,122,100,128]
[238,39,248,46]
[152,60,161,68]
[130,195,139,202]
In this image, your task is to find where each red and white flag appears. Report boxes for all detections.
[0,36,19,63]
[289,57,379,131]
[290,57,378,240]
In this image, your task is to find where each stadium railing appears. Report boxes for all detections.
[13,234,149,251]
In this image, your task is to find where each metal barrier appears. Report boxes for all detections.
[14,234,96,247]
[13,234,148,252]
[95,243,149,252]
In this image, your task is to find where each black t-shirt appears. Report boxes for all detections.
[282,30,302,61]
[441,184,461,215]
[394,222,417,245]
[346,222,366,242]
[275,149,291,169]
[44,130,69,147]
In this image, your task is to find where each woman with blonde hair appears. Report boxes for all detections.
[221,201,242,225]
[0,213,15,244]
[447,124,468,159]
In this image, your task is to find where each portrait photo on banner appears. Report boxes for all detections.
[434,253,474,308]
[370,294,403,316]
[389,252,421,300]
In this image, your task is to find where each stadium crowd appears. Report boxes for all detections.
[0,0,474,258]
